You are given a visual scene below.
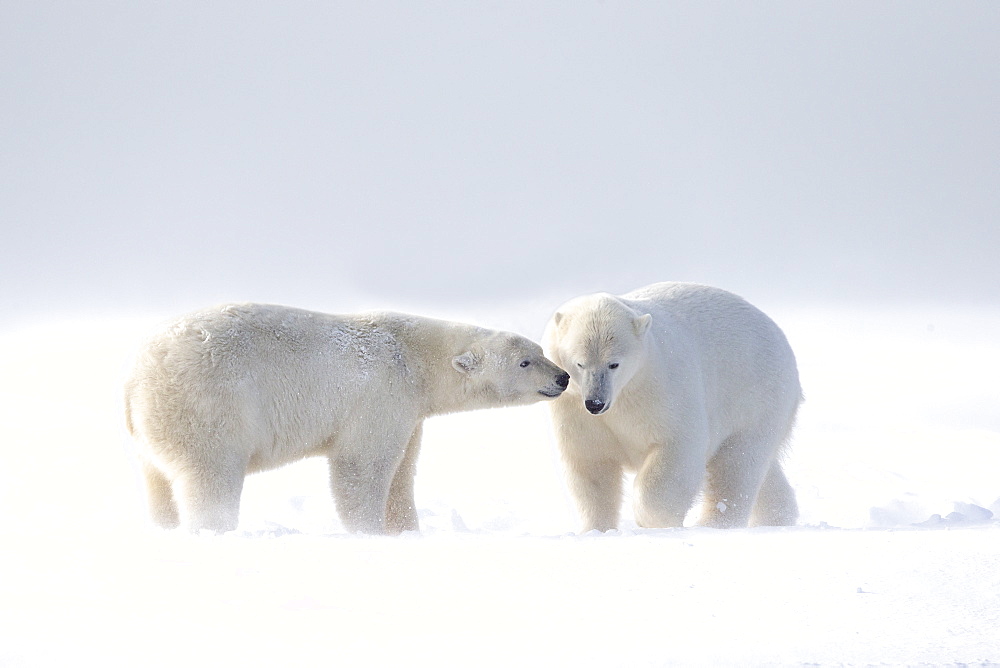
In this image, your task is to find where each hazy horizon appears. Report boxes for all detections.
[2,3,998,328]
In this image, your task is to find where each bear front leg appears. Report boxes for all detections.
[633,443,705,529]
[553,405,623,532]
[329,422,413,535]
[564,457,624,532]
[385,422,423,535]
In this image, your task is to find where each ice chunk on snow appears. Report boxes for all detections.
[952,502,993,522]
[913,503,994,528]
[868,499,928,528]
[450,509,469,532]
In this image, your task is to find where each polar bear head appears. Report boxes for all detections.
[544,294,652,416]
[451,331,570,408]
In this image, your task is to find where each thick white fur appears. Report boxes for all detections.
[125,303,569,534]
[543,282,801,531]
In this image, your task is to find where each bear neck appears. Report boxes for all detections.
[392,316,494,417]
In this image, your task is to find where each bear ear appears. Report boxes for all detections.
[452,352,480,374]
[553,311,564,327]
[634,313,653,337]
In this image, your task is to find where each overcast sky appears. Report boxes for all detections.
[2,2,998,326]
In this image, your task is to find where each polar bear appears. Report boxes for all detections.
[543,282,801,531]
[125,303,570,534]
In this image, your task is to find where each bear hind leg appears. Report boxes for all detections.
[749,462,798,527]
[699,432,774,529]
[141,459,179,529]
[174,454,247,533]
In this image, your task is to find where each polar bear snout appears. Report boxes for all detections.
[579,369,613,414]
[539,371,570,398]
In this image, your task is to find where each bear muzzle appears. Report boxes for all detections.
[539,372,571,397]
[582,370,612,414]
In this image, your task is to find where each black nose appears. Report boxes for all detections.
[585,398,605,414]
[556,372,570,389]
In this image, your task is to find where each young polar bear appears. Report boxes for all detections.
[543,282,801,531]
[125,303,570,534]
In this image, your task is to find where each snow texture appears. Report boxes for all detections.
[1,306,999,666]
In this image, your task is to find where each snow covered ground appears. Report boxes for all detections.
[1,304,999,666]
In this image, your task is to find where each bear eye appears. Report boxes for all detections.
[519,359,531,368]
[608,363,619,369]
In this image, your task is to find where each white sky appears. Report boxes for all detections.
[2,2,998,326]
